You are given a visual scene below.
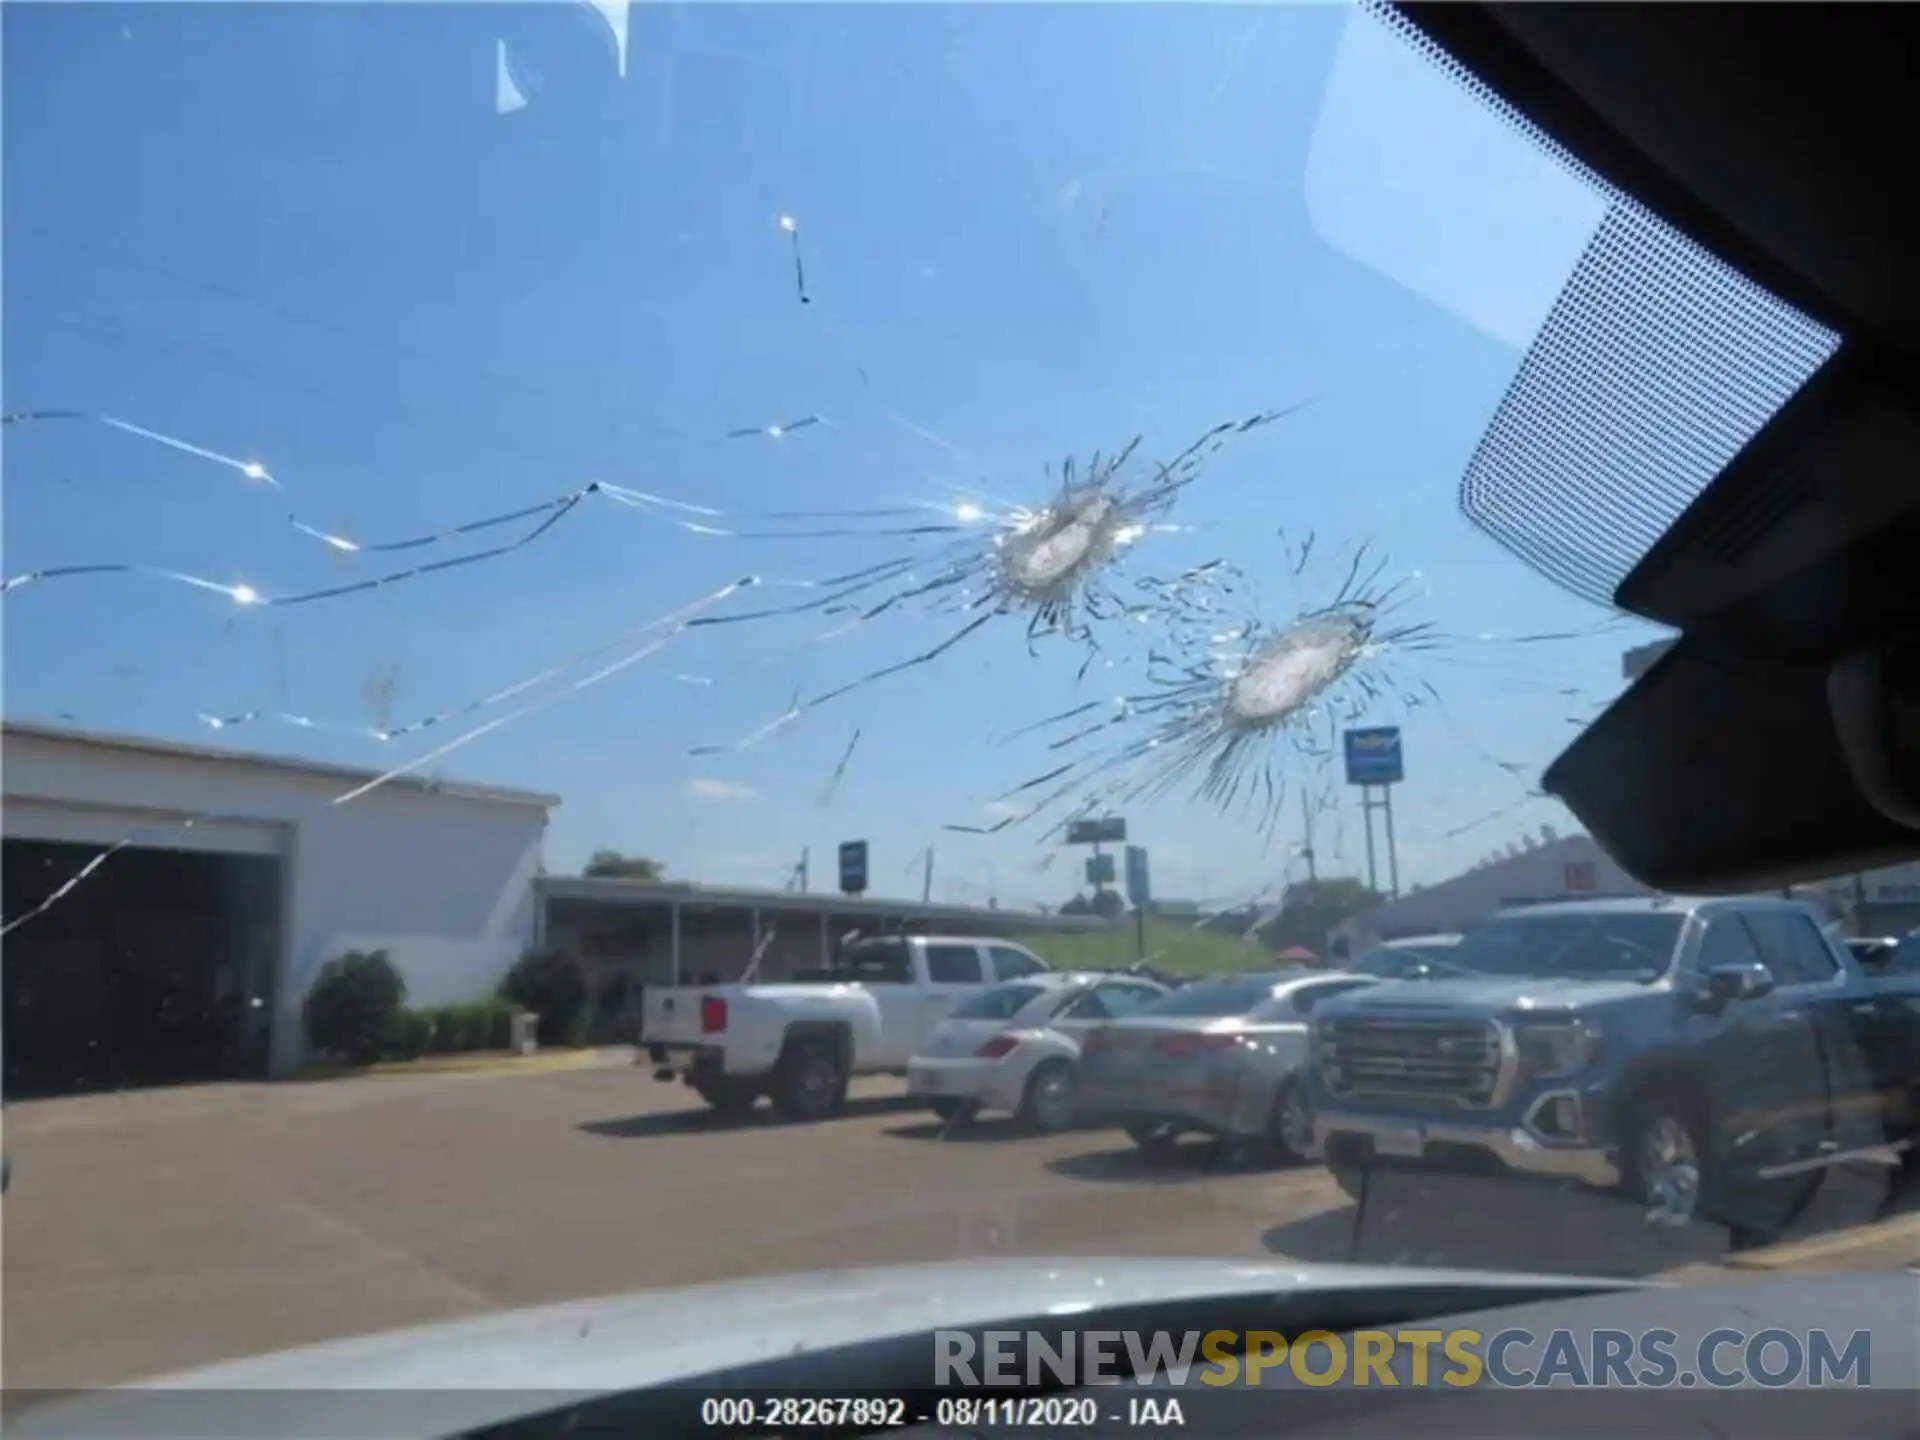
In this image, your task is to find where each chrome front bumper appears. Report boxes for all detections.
[1314,1109,1620,1189]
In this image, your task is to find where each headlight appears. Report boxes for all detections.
[1515,1019,1603,1078]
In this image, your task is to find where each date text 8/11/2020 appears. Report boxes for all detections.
[695,1393,1181,1431]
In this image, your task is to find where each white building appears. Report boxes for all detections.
[1801,860,1920,936]
[1328,830,1653,957]
[2,722,555,1088]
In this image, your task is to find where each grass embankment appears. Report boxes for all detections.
[1015,918,1270,977]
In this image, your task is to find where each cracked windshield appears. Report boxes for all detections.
[4,0,1913,1402]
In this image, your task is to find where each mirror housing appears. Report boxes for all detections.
[1697,960,1777,1007]
[1829,638,1920,832]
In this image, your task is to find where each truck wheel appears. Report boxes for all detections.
[1019,1061,1078,1133]
[771,1039,846,1124]
[692,1079,760,1119]
[1268,1081,1314,1165]
[1622,1093,1830,1247]
[1619,1097,1712,1227]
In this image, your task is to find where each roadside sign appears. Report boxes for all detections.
[1124,845,1151,907]
[1564,860,1596,893]
[1066,816,1127,845]
[1085,853,1117,887]
[1343,727,1404,786]
[838,840,868,896]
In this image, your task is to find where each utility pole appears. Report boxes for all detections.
[922,846,934,904]
[799,846,810,894]
[1384,787,1400,900]
[1301,791,1318,885]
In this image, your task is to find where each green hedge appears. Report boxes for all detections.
[380,1000,521,1060]
[384,1009,436,1061]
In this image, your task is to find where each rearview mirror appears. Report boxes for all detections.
[1829,638,1920,831]
[1700,961,1776,1006]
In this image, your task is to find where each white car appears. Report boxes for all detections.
[905,971,1168,1131]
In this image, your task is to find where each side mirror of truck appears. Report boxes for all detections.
[1698,961,1776,1007]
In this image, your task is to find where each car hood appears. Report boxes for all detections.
[1331,975,1659,1016]
[14,1258,1637,1436]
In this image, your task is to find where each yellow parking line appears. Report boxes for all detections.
[1722,1212,1920,1271]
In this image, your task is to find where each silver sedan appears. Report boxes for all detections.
[1077,970,1379,1162]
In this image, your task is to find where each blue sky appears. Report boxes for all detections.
[3,3,1663,910]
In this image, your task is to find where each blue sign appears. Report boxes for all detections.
[1343,727,1404,786]
[838,840,868,895]
[1124,846,1152,908]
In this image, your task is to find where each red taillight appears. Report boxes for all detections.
[700,996,728,1034]
[977,1034,1021,1060]
[1157,1032,1239,1059]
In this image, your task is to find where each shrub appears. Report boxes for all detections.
[385,1009,435,1061]
[423,1005,463,1054]
[402,1000,520,1056]
[448,1004,485,1053]
[304,950,407,1065]
[499,948,587,1047]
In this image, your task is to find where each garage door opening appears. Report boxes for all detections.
[3,840,282,1097]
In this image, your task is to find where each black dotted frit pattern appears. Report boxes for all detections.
[1368,1,1843,608]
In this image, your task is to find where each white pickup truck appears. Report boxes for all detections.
[640,934,1052,1122]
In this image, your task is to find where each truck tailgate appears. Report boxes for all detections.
[641,987,716,1047]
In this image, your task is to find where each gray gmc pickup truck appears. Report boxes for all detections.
[1308,896,1919,1239]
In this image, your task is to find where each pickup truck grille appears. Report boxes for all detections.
[1319,1017,1503,1106]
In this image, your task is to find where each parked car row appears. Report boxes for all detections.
[638,902,1920,1241]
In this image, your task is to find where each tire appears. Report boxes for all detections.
[1618,1093,1712,1228]
[931,1097,973,1124]
[1268,1080,1314,1165]
[1018,1061,1079,1133]
[692,1079,760,1118]
[771,1038,847,1124]
[1616,1090,1824,1243]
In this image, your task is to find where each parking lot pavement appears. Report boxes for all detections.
[4,1071,1913,1389]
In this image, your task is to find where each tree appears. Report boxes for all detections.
[584,848,664,881]
[1089,888,1127,919]
[1060,893,1093,916]
[1255,878,1383,954]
